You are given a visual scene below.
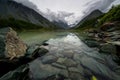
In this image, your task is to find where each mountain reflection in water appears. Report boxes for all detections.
[29,33,120,80]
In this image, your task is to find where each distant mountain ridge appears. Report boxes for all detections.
[53,20,69,29]
[0,0,58,30]
[75,4,120,30]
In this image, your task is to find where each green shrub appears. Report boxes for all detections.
[98,5,120,25]
[0,18,44,31]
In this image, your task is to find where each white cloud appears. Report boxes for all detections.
[42,9,74,25]
[13,0,42,14]
[14,0,120,26]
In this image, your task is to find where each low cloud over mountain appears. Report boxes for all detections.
[14,0,120,27]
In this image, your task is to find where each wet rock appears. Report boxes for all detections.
[84,40,100,47]
[0,57,32,77]
[1,32,118,80]
[108,41,120,57]
[0,65,29,80]
[59,69,69,78]
[116,45,120,58]
[88,33,95,37]
[57,58,67,63]
[100,22,115,31]
[29,58,69,80]
[69,72,85,80]
[73,53,84,63]
[97,32,107,40]
[43,74,68,80]
[40,40,48,45]
[80,56,120,80]
[108,41,120,46]
[56,53,64,57]
[52,63,67,69]
[62,50,74,58]
[0,42,48,78]
[115,66,120,75]
[62,58,77,67]
[41,55,58,64]
[26,45,39,55]
[0,27,27,58]
[31,47,48,59]
[111,35,120,41]
[77,64,84,74]
[99,44,117,54]
[0,46,48,78]
[57,58,77,67]
[68,67,80,73]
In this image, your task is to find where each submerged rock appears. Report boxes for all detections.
[0,27,27,59]
[100,44,117,54]
[107,41,120,59]
[0,27,50,79]
[84,40,100,47]
[27,33,120,80]
[0,57,32,77]
[31,47,48,59]
[0,44,48,77]
[0,65,29,80]
[0,33,120,80]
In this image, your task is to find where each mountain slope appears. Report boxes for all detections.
[98,5,120,26]
[75,9,103,28]
[53,20,69,29]
[0,0,57,30]
[75,4,120,32]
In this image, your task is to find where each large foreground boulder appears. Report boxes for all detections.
[0,27,27,58]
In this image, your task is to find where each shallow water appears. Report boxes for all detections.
[19,31,73,45]
[19,31,120,80]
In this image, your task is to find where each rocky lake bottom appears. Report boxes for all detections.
[0,28,120,80]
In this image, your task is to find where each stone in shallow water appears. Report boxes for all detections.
[57,58,77,67]
[100,44,116,54]
[0,27,27,58]
[77,64,84,74]
[62,58,77,67]
[62,50,74,58]
[68,67,80,73]
[0,65,29,80]
[42,74,68,80]
[52,63,67,69]
[80,56,120,80]
[84,40,100,47]
[31,47,48,59]
[69,72,85,80]
[56,52,64,57]
[57,57,67,63]
[26,45,39,55]
[29,58,69,79]
[29,60,60,79]
[73,53,84,63]
[0,32,120,80]
[59,69,69,78]
[41,55,58,64]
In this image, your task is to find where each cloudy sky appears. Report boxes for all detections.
[14,0,120,26]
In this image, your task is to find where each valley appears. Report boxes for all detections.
[0,0,120,80]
